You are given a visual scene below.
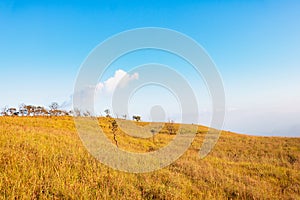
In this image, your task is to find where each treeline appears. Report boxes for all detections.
[0,102,71,117]
[0,103,142,121]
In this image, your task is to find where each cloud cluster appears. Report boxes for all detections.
[72,69,139,115]
[96,69,139,95]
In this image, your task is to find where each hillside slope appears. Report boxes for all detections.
[0,117,299,199]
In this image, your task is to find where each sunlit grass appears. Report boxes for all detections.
[0,116,299,199]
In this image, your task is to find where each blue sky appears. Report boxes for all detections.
[0,0,299,136]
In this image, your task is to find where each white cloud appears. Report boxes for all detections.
[96,69,139,95]
[67,69,139,114]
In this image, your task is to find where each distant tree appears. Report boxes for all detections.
[61,110,69,116]
[151,128,156,143]
[49,102,59,110]
[73,108,81,117]
[25,105,35,116]
[7,108,18,116]
[19,104,27,116]
[104,109,111,118]
[166,120,176,135]
[49,102,59,116]
[122,114,127,120]
[67,110,73,116]
[83,110,91,117]
[35,106,48,116]
[132,115,141,122]
[1,106,8,116]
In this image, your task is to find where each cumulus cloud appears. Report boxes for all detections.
[96,69,139,95]
[70,69,139,115]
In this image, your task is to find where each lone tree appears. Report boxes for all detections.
[151,128,156,143]
[166,120,176,135]
[104,109,111,118]
[110,119,119,147]
[132,115,141,122]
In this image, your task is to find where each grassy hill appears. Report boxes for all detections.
[0,116,299,199]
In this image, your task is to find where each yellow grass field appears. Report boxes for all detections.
[0,116,299,199]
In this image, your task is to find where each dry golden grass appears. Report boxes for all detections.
[0,116,299,199]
